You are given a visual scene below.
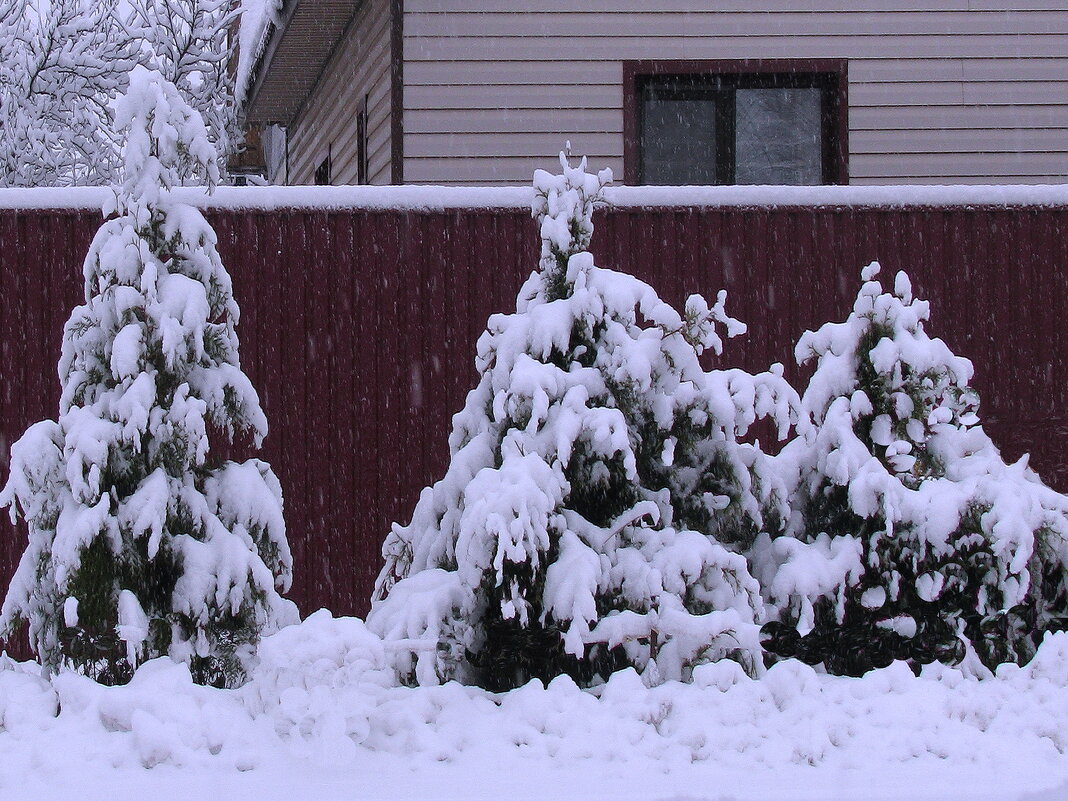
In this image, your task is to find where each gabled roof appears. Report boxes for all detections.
[244,0,362,126]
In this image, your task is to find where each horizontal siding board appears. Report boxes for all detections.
[404,156,624,182]
[960,57,1068,82]
[856,57,1068,84]
[409,0,1067,12]
[852,151,1068,177]
[962,80,1068,104]
[849,175,1068,185]
[849,103,1068,129]
[408,57,1068,87]
[404,11,1068,38]
[405,132,620,158]
[406,59,623,86]
[850,82,969,106]
[404,34,1068,62]
[406,83,622,109]
[852,127,1068,154]
[404,108,621,134]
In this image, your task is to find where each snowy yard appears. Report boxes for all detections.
[3,614,1068,801]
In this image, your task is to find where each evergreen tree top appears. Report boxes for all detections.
[532,146,613,272]
[109,64,220,225]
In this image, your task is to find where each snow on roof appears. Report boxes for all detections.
[240,0,361,125]
[236,0,282,107]
[3,184,1068,212]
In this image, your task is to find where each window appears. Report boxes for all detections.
[624,60,848,186]
[314,148,331,185]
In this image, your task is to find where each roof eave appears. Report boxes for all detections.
[243,0,362,127]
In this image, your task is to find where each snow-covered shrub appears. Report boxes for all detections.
[369,151,798,690]
[0,66,295,687]
[759,262,1068,675]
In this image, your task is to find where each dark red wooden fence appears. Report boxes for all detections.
[3,202,1067,656]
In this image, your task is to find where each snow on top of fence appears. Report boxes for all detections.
[0,186,530,211]
[3,183,1068,212]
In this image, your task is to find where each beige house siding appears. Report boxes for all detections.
[402,1,1068,185]
[287,0,393,185]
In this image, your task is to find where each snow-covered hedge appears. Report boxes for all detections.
[368,152,801,690]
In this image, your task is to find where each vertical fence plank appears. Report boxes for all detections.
[354,211,380,613]
[330,213,355,614]
[422,213,445,514]
[308,212,332,609]
[373,211,400,610]
[281,211,308,609]
[0,213,17,655]
[260,211,285,581]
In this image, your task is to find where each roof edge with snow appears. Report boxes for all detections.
[242,0,362,127]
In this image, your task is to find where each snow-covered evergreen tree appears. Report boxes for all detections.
[0,0,137,186]
[127,0,240,178]
[0,66,295,686]
[368,151,798,691]
[758,262,1068,675]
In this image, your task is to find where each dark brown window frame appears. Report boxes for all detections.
[623,59,849,186]
[390,0,404,184]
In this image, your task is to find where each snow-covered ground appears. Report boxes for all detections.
[3,611,1067,801]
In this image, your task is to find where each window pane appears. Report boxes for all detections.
[735,88,822,185]
[641,97,718,185]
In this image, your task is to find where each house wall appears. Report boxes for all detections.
[287,0,393,185]
[402,0,1068,185]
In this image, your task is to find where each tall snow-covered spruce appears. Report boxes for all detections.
[759,262,1068,675]
[369,152,798,691]
[0,66,295,686]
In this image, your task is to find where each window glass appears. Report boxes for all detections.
[735,87,822,185]
[640,97,718,185]
[632,70,840,186]
[314,155,331,186]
